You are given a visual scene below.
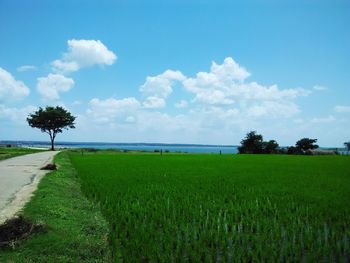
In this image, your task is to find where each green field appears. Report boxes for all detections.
[69,152,350,262]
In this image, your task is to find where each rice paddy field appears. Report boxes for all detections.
[69,152,350,262]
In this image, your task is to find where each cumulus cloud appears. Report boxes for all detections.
[334,105,350,113]
[143,96,166,109]
[140,70,185,98]
[37,73,74,100]
[80,57,315,144]
[246,101,300,118]
[51,39,117,73]
[210,57,250,81]
[0,68,30,101]
[17,65,37,72]
[0,104,36,123]
[181,57,309,117]
[87,97,140,124]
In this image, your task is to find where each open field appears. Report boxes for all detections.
[0,147,45,161]
[69,152,350,262]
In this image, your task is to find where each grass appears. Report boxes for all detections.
[69,152,350,262]
[0,147,45,161]
[0,152,111,263]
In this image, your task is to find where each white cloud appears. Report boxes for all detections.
[87,97,140,124]
[51,39,117,73]
[83,57,312,140]
[37,73,74,100]
[313,85,328,91]
[17,65,37,72]
[246,101,300,118]
[210,57,250,81]
[0,104,36,123]
[143,96,166,109]
[0,67,30,101]
[70,56,326,144]
[138,57,308,118]
[140,70,185,98]
[175,100,189,108]
[334,105,350,113]
[181,58,309,116]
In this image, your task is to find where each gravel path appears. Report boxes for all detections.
[0,151,59,224]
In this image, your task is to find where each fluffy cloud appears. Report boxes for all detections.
[87,97,140,124]
[75,56,321,144]
[181,57,309,117]
[0,68,30,101]
[52,39,117,73]
[334,105,350,113]
[143,96,166,109]
[246,101,300,118]
[85,57,311,136]
[210,57,250,81]
[140,70,185,98]
[0,104,36,123]
[37,74,74,100]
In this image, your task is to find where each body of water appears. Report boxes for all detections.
[0,141,238,154]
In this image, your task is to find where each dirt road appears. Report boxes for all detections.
[0,151,59,223]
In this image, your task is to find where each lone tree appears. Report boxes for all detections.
[238,131,264,154]
[27,106,76,151]
[295,138,319,153]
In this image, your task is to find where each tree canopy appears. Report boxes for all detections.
[238,131,279,154]
[287,138,319,155]
[295,138,319,152]
[27,106,76,150]
[262,140,279,154]
[238,131,264,154]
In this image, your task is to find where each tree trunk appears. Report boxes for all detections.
[50,137,55,151]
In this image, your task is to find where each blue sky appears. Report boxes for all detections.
[0,0,349,146]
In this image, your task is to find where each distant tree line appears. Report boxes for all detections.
[238,131,321,155]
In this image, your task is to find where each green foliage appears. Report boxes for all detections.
[295,138,319,152]
[0,152,111,262]
[238,131,264,153]
[27,106,76,150]
[70,152,350,262]
[287,138,319,155]
[287,146,300,155]
[262,139,279,154]
[238,131,279,154]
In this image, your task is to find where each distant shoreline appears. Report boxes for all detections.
[0,140,235,148]
[1,140,346,155]
[0,140,238,154]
